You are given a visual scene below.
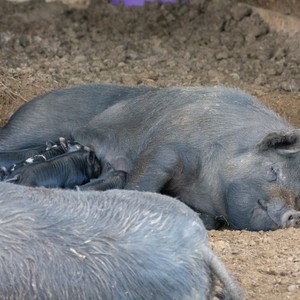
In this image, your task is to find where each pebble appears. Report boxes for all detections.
[74,55,87,63]
[280,80,299,92]
[117,62,126,68]
[230,5,252,21]
[249,240,256,246]
[211,240,231,253]
[254,74,267,86]
[216,52,228,60]
[0,32,12,47]
[287,285,297,292]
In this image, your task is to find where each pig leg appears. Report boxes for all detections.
[296,197,300,211]
[199,214,228,230]
[125,147,179,192]
[77,168,128,191]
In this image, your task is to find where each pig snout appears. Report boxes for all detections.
[282,210,300,228]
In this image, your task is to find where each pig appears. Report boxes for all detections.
[0,137,82,172]
[6,147,101,189]
[2,138,81,176]
[0,167,8,181]
[0,144,47,170]
[1,84,300,230]
[0,182,243,300]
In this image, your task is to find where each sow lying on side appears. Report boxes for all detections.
[0,84,300,231]
[0,182,243,300]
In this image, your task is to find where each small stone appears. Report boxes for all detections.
[231,5,252,21]
[74,55,86,63]
[49,68,56,74]
[254,74,267,86]
[216,52,228,60]
[263,249,277,257]
[33,36,42,43]
[249,240,256,246]
[262,237,271,244]
[117,62,126,68]
[280,80,299,92]
[19,35,30,47]
[211,240,230,253]
[0,32,12,48]
[287,285,297,292]
[125,50,138,60]
[230,73,240,81]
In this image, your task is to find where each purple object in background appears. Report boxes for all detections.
[111,0,176,6]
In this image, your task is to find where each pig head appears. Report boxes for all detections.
[222,130,300,230]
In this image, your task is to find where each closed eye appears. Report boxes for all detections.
[257,199,267,211]
[268,166,279,182]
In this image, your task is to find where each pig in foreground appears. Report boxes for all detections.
[0,182,243,300]
[0,84,300,230]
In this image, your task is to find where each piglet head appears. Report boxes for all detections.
[84,149,102,179]
[59,137,84,153]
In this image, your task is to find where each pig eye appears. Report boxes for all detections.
[268,166,278,182]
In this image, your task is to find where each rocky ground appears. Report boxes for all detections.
[0,0,300,298]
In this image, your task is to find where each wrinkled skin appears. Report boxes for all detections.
[0,137,83,173]
[77,167,128,191]
[0,144,47,170]
[0,84,300,230]
[0,183,243,300]
[0,137,83,180]
[0,84,154,150]
[5,148,101,189]
[223,152,300,230]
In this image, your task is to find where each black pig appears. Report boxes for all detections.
[0,182,243,300]
[1,84,300,230]
[0,144,47,170]
[0,137,82,173]
[6,147,101,189]
[2,137,83,179]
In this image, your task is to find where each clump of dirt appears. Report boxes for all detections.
[243,0,300,18]
[0,0,300,299]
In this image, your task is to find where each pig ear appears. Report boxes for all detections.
[59,137,68,151]
[256,131,300,155]
[46,140,56,150]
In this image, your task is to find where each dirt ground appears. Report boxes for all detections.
[0,0,300,299]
